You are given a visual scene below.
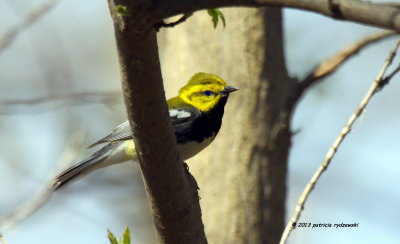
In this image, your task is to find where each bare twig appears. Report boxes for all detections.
[376,2,400,8]
[154,13,193,31]
[0,91,121,115]
[0,0,61,54]
[0,130,84,231]
[0,232,7,244]
[280,38,400,244]
[297,30,396,99]
[155,0,400,33]
[378,63,400,91]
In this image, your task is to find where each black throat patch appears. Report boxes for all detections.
[174,95,230,144]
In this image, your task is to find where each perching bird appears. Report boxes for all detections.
[52,72,238,190]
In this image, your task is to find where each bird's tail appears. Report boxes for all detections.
[51,141,127,191]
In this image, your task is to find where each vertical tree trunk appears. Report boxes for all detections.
[107,1,207,242]
[161,7,292,243]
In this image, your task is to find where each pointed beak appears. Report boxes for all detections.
[221,86,239,95]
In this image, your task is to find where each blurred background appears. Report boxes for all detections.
[0,0,399,243]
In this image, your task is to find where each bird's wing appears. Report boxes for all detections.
[87,121,133,148]
[169,108,198,126]
[87,107,200,148]
[169,108,200,144]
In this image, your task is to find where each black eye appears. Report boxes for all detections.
[203,90,212,96]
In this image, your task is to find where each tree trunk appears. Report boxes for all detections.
[107,1,207,242]
[161,7,292,243]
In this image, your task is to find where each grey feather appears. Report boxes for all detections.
[87,121,133,148]
[51,142,122,190]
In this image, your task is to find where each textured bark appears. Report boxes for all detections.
[161,7,292,244]
[154,0,400,33]
[107,1,207,243]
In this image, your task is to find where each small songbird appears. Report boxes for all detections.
[52,72,238,190]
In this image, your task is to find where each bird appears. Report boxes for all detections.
[51,72,238,190]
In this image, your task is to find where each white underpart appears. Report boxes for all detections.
[169,109,192,119]
[100,143,135,169]
[101,135,215,167]
[178,134,216,160]
[93,129,215,172]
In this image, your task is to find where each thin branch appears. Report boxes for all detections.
[153,0,400,33]
[154,13,193,31]
[0,0,61,54]
[0,131,84,231]
[376,2,400,8]
[280,38,400,244]
[378,62,400,91]
[1,0,399,55]
[0,232,7,244]
[298,31,397,98]
[0,91,121,115]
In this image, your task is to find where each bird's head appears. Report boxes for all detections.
[178,72,238,112]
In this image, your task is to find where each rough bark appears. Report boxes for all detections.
[161,7,292,243]
[107,1,207,243]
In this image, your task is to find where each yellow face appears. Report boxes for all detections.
[178,73,227,112]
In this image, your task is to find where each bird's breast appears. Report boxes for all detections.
[177,134,216,161]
